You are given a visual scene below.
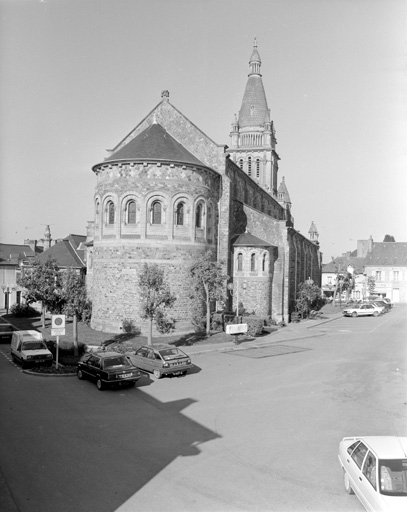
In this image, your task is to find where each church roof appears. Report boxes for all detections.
[0,243,37,265]
[104,122,206,167]
[238,42,269,129]
[233,231,274,248]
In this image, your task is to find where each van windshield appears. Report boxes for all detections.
[22,342,46,350]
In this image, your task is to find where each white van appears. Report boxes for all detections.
[11,330,53,369]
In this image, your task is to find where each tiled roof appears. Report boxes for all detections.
[0,243,36,264]
[104,122,206,167]
[238,75,269,128]
[322,256,366,274]
[35,235,86,269]
[364,242,407,266]
[233,231,274,247]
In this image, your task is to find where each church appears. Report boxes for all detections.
[86,41,322,334]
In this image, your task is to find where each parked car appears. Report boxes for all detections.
[126,344,192,379]
[343,304,382,317]
[338,436,407,511]
[382,298,394,308]
[0,323,14,343]
[10,330,53,368]
[77,351,142,390]
[370,300,391,313]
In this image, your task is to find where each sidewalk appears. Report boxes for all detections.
[182,311,344,356]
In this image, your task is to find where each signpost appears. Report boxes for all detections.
[225,323,248,345]
[51,315,66,369]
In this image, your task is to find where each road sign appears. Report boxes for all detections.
[51,328,65,336]
[52,315,65,329]
[225,323,248,335]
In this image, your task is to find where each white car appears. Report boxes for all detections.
[343,304,382,317]
[338,436,407,511]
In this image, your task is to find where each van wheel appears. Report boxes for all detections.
[373,311,379,317]
[153,369,161,379]
[77,369,84,380]
[96,378,104,390]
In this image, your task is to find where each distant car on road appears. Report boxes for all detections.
[77,351,142,390]
[382,298,394,308]
[338,436,407,511]
[0,323,14,343]
[343,304,382,317]
[370,300,391,313]
[126,344,192,379]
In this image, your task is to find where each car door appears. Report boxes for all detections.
[83,354,100,380]
[360,451,379,511]
[133,347,149,371]
[348,442,369,505]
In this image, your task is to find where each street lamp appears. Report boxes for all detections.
[1,284,16,315]
[227,281,247,318]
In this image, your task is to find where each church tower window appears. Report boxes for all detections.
[195,202,204,229]
[107,201,115,225]
[151,201,162,225]
[239,159,243,170]
[175,202,184,226]
[256,159,260,179]
[248,157,252,177]
[126,200,136,224]
[250,253,256,271]
[237,253,243,271]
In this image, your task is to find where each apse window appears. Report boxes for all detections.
[175,202,184,226]
[195,202,204,229]
[107,201,115,225]
[151,201,162,225]
[126,200,136,224]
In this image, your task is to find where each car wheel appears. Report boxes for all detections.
[77,369,84,380]
[343,471,354,495]
[352,312,357,318]
[373,311,379,317]
[21,360,26,369]
[96,378,104,390]
[128,381,136,388]
[153,369,161,379]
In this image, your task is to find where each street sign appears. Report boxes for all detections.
[225,323,248,335]
[52,315,65,329]
[51,328,65,336]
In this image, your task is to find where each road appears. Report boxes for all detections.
[0,306,406,512]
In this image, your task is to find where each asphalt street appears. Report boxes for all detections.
[0,306,406,512]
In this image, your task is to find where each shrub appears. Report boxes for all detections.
[155,309,176,334]
[242,316,264,336]
[190,300,206,333]
[9,303,38,317]
[122,318,140,334]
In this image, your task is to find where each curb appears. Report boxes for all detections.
[22,369,76,377]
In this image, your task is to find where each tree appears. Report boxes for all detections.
[295,281,324,318]
[138,263,176,346]
[61,269,91,356]
[18,259,64,328]
[367,275,376,296]
[383,234,395,242]
[190,251,228,335]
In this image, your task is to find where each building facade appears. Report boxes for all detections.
[86,42,322,334]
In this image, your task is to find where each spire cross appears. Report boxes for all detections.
[254,37,257,48]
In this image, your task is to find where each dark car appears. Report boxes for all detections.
[371,300,391,313]
[0,323,14,343]
[77,351,142,390]
[126,344,192,379]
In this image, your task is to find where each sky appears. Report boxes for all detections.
[1,0,406,263]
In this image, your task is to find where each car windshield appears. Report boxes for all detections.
[379,459,407,496]
[103,356,128,369]
[22,342,46,350]
[159,348,184,360]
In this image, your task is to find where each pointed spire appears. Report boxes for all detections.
[308,222,319,245]
[277,177,291,205]
[249,37,262,76]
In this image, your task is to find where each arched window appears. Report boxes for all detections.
[237,253,243,271]
[107,201,115,225]
[250,253,256,272]
[95,200,100,216]
[239,159,243,170]
[127,200,136,224]
[195,202,204,228]
[248,157,252,177]
[262,253,268,272]
[256,159,260,179]
[175,202,184,226]
[151,201,162,225]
